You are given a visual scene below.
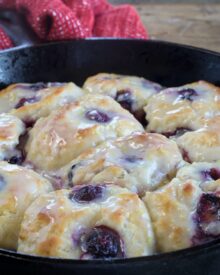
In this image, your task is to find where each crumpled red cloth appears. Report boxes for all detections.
[0,0,147,50]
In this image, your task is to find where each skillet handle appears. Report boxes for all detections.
[0,9,40,47]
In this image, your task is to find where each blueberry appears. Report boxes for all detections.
[192,193,220,245]
[115,90,133,112]
[23,119,36,128]
[81,225,125,259]
[197,193,220,228]
[67,164,77,187]
[5,150,24,165]
[15,97,38,109]
[8,155,24,165]
[177,88,198,101]
[69,185,104,203]
[133,109,148,127]
[201,168,220,181]
[85,110,111,123]
[0,175,6,191]
[163,127,192,138]
[124,155,142,163]
[181,149,192,163]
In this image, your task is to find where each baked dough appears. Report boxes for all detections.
[145,81,220,136]
[143,164,220,252]
[10,82,85,124]
[25,94,143,171]
[0,161,52,250]
[175,116,220,162]
[0,113,25,163]
[83,73,162,124]
[18,184,155,259]
[55,132,183,195]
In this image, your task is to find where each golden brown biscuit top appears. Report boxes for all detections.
[56,132,183,194]
[25,94,144,171]
[145,81,220,135]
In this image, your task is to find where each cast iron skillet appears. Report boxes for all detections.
[0,39,220,275]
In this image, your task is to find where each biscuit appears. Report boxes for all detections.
[143,172,220,252]
[0,113,25,164]
[145,81,220,136]
[175,116,220,162]
[25,94,144,171]
[55,132,183,195]
[10,82,85,124]
[83,73,162,124]
[0,161,52,250]
[18,184,155,259]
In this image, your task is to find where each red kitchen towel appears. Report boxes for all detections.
[0,0,147,50]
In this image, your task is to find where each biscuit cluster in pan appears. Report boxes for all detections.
[0,74,219,259]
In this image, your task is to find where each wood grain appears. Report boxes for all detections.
[135,4,220,53]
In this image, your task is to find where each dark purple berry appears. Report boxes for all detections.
[81,225,125,259]
[85,110,111,123]
[69,185,104,203]
[115,90,133,112]
[133,109,148,127]
[181,149,192,163]
[0,175,6,191]
[15,97,39,109]
[28,82,49,91]
[68,164,77,187]
[177,88,198,101]
[197,193,220,228]
[192,193,220,245]
[162,127,192,138]
[124,155,142,163]
[201,168,220,181]
[23,119,36,128]
[8,155,24,165]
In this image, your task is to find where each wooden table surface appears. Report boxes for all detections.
[113,2,220,53]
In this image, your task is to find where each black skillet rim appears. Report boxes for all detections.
[1,37,220,56]
[0,38,220,265]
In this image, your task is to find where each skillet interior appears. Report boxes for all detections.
[0,39,220,275]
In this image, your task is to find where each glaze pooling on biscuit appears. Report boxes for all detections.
[145,81,220,135]
[5,82,85,123]
[0,82,64,114]
[143,162,220,252]
[18,185,155,259]
[175,116,220,162]
[15,82,63,92]
[1,76,220,258]
[0,161,52,250]
[55,132,183,194]
[25,94,143,171]
[83,73,162,123]
[0,113,25,163]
